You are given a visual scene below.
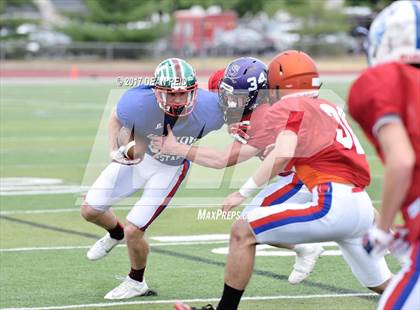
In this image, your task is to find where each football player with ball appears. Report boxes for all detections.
[80,58,225,299]
[81,56,327,300]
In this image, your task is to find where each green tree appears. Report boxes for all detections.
[345,0,395,9]
[234,0,264,16]
[262,1,350,35]
[60,0,174,42]
[82,0,174,24]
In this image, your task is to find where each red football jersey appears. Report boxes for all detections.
[253,96,371,191]
[348,62,420,239]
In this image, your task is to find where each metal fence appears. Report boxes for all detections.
[0,41,160,61]
[0,38,364,61]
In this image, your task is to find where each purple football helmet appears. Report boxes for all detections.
[219,57,268,123]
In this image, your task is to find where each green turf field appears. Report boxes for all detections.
[0,78,400,310]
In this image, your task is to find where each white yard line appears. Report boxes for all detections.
[0,204,221,215]
[0,207,117,215]
[0,200,382,215]
[0,241,229,253]
[0,293,377,310]
[0,245,91,252]
[151,234,229,242]
[0,239,339,253]
[0,136,95,141]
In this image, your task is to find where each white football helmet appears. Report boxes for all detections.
[368,0,420,66]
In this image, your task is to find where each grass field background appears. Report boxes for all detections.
[0,76,400,310]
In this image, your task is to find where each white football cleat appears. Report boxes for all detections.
[104,276,149,300]
[288,244,324,284]
[87,233,123,261]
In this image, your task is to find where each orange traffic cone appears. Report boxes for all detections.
[69,65,79,79]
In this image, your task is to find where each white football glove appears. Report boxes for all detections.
[389,227,411,260]
[110,146,141,165]
[229,121,251,145]
[362,226,393,258]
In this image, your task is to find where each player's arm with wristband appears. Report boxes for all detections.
[222,130,297,212]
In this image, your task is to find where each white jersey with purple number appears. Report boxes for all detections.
[116,85,224,166]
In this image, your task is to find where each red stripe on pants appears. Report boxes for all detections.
[140,161,189,231]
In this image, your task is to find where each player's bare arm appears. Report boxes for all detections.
[377,122,416,232]
[108,107,123,152]
[109,106,146,165]
[152,125,260,168]
[222,130,297,212]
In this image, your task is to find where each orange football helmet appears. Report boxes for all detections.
[268,50,321,97]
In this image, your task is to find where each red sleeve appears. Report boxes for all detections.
[285,111,304,134]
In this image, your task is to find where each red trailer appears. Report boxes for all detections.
[172,8,236,54]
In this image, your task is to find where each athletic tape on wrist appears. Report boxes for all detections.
[239,177,259,198]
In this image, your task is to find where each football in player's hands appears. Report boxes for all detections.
[123,138,147,161]
[122,141,136,160]
[112,127,147,164]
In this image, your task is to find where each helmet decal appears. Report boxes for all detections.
[226,64,241,79]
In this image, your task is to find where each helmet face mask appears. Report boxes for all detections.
[219,81,252,123]
[154,58,198,117]
[155,84,197,117]
[219,81,251,109]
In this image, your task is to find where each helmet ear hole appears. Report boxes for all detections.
[279,65,283,75]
